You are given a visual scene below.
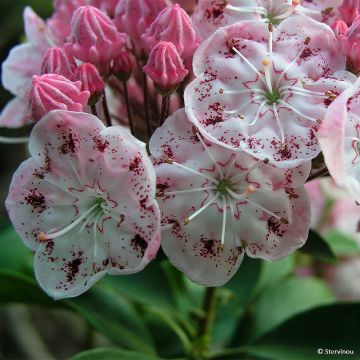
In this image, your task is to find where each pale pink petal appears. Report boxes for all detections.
[0,97,31,128]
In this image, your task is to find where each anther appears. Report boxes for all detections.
[183,217,190,225]
[316,119,322,124]
[192,126,198,135]
[280,143,286,151]
[304,37,310,45]
[263,158,270,164]
[268,23,273,32]
[164,158,174,164]
[238,113,245,119]
[219,88,224,94]
[156,191,165,198]
[38,232,48,242]
[281,218,289,225]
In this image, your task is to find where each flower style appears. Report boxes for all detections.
[150,109,311,286]
[192,0,343,40]
[6,110,161,298]
[185,16,355,167]
[1,7,55,128]
[318,78,360,201]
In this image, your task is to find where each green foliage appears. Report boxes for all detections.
[69,348,166,360]
[325,230,360,256]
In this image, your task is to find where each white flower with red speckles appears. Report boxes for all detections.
[5,110,161,299]
[185,16,356,167]
[150,109,311,286]
[192,0,343,40]
[318,78,360,201]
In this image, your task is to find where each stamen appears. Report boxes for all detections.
[38,203,99,241]
[197,133,224,178]
[0,136,29,144]
[231,158,268,182]
[262,58,273,93]
[279,86,327,97]
[232,47,267,85]
[92,211,102,261]
[183,193,220,225]
[274,0,300,20]
[221,197,227,245]
[226,4,267,16]
[223,88,266,95]
[224,95,265,115]
[273,103,285,145]
[248,100,268,126]
[228,201,241,247]
[276,37,310,88]
[164,186,216,196]
[163,159,219,184]
[278,99,321,123]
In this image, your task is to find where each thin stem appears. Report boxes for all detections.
[307,166,329,182]
[102,92,112,127]
[160,95,170,126]
[143,71,152,139]
[90,104,98,117]
[0,136,29,144]
[122,80,136,135]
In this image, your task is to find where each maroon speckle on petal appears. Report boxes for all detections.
[59,132,79,155]
[25,190,46,213]
[93,136,109,152]
[131,234,148,257]
[66,258,82,282]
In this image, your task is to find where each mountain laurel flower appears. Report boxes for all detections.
[6,110,161,298]
[340,15,360,73]
[30,74,90,121]
[74,63,105,105]
[112,51,135,82]
[142,4,200,60]
[192,0,341,40]
[114,0,168,54]
[41,47,77,80]
[185,16,356,167]
[338,0,360,25]
[144,41,189,95]
[331,20,349,38]
[150,109,311,286]
[318,77,360,201]
[65,6,127,71]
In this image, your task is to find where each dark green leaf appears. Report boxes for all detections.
[325,231,360,256]
[249,277,334,341]
[300,230,337,263]
[69,348,165,360]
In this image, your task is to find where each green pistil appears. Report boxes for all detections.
[93,197,106,209]
[266,89,281,104]
[216,179,232,196]
[267,14,280,25]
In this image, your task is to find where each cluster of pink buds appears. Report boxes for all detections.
[2,0,360,299]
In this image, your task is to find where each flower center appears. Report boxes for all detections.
[216,179,232,195]
[266,89,280,104]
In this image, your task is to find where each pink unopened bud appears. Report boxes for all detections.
[65,6,127,70]
[143,41,188,95]
[331,20,349,38]
[340,15,360,73]
[30,74,90,121]
[172,0,197,13]
[99,0,119,17]
[74,63,104,105]
[41,47,77,80]
[114,0,167,54]
[339,0,360,25]
[112,51,135,81]
[142,4,200,60]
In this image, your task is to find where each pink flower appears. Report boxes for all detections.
[114,0,168,54]
[112,51,135,81]
[65,6,127,71]
[193,0,342,40]
[6,110,161,298]
[41,47,77,80]
[74,63,105,103]
[150,109,311,286]
[172,0,197,13]
[318,77,360,200]
[30,74,90,121]
[142,4,200,60]
[338,0,360,25]
[143,42,189,95]
[340,15,360,72]
[185,16,355,167]
[331,19,349,38]
[1,7,54,128]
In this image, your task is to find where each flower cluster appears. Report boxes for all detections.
[2,0,360,298]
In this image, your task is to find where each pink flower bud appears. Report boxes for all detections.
[99,0,119,17]
[30,74,90,121]
[331,20,349,38]
[41,47,77,80]
[114,0,167,53]
[74,63,104,105]
[339,0,360,25]
[172,0,197,13]
[142,4,200,60]
[112,51,135,81]
[341,15,360,72]
[143,41,188,95]
[66,6,127,70]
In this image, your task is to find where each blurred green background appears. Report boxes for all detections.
[1,2,360,360]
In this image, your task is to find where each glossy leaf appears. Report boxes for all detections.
[325,231,360,256]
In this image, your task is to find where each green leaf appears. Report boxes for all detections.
[0,269,56,305]
[69,348,165,360]
[249,277,334,341]
[256,303,360,359]
[325,230,360,256]
[66,284,156,354]
[0,226,32,272]
[300,230,337,263]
